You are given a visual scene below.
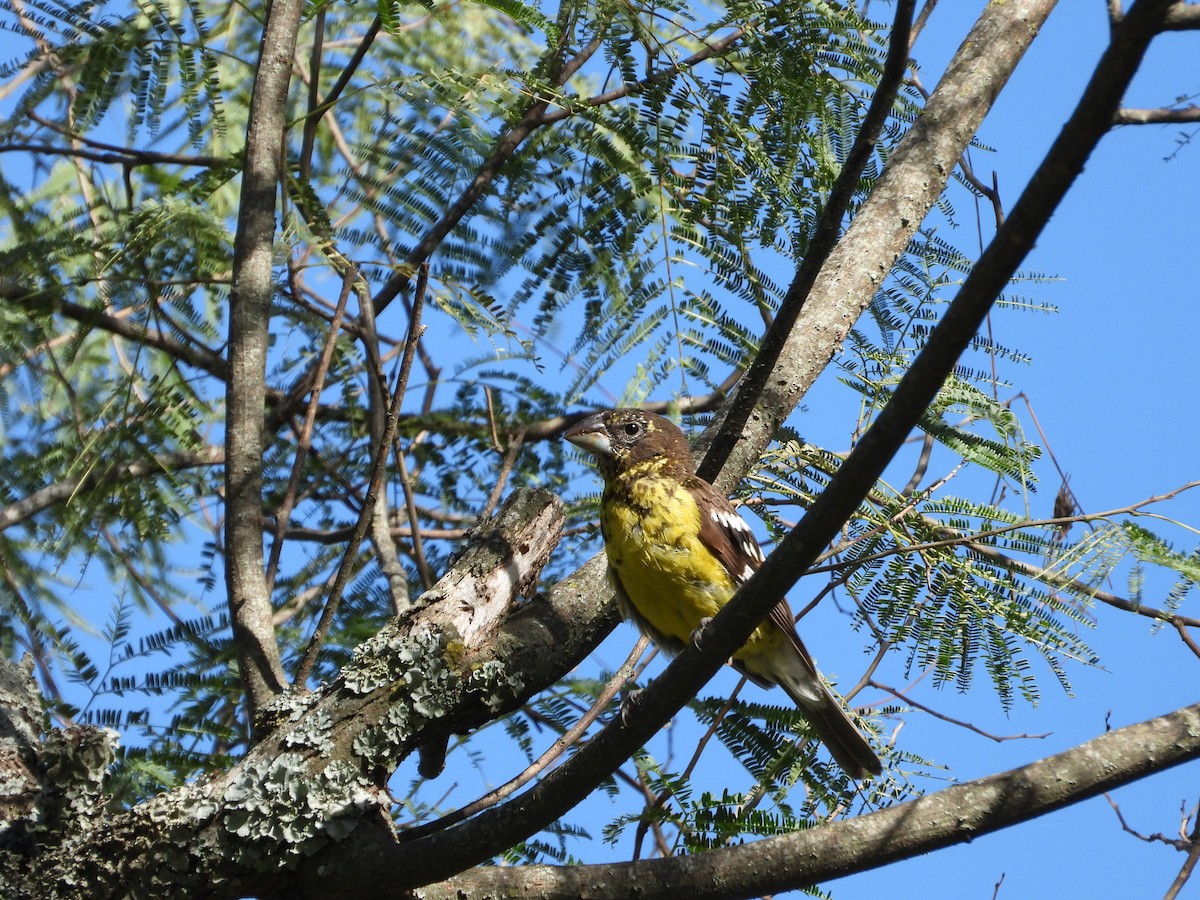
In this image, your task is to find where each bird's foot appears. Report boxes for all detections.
[690,617,714,649]
[619,687,643,726]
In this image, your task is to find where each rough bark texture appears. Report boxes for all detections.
[0,490,565,899]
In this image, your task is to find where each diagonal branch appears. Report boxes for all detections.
[369,19,748,316]
[696,0,1058,491]
[296,0,1174,887]
[0,287,230,380]
[697,0,916,483]
[292,274,427,685]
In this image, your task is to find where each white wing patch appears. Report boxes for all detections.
[710,506,764,584]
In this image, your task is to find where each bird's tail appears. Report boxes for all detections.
[752,647,882,780]
[781,678,882,780]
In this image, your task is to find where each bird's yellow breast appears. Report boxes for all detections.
[601,466,741,647]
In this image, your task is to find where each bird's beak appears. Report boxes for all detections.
[564,415,611,457]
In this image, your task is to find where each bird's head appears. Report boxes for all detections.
[564,408,694,481]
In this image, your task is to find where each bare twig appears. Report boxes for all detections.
[395,447,434,593]
[265,272,355,591]
[1114,105,1200,124]
[480,429,527,520]
[900,432,936,497]
[293,270,428,684]
[392,267,435,594]
[401,635,651,842]
[1105,791,1200,898]
[871,680,1050,742]
[1174,621,1200,662]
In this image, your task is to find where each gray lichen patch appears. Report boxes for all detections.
[282,709,334,754]
[221,753,377,871]
[341,626,455,697]
[466,660,524,713]
[348,629,461,770]
[257,687,321,730]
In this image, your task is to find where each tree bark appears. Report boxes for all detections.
[416,701,1200,900]
[0,490,565,899]
[697,0,1059,492]
[224,0,308,721]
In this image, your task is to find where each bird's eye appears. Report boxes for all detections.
[622,422,641,437]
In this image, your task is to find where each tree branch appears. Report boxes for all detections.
[697,0,1058,491]
[224,0,308,721]
[293,277,426,685]
[1114,104,1200,123]
[423,702,1200,900]
[697,0,916,483]
[292,0,1175,889]
[1155,2,1200,30]
[0,448,223,532]
[4,490,566,898]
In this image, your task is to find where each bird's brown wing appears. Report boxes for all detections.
[688,476,822,681]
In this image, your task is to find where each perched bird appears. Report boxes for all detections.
[565,408,881,779]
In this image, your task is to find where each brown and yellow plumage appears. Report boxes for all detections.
[565,408,881,779]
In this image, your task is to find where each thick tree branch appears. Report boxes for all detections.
[418,702,1200,900]
[1154,2,1200,29]
[224,0,307,720]
[697,0,1058,491]
[4,490,566,898]
[697,0,916,483]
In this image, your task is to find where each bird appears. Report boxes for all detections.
[564,407,881,779]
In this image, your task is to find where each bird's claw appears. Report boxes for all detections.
[619,687,643,726]
[691,616,714,649]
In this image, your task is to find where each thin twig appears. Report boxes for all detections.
[395,448,434,592]
[266,271,354,591]
[871,681,1050,742]
[1175,621,1200,662]
[401,636,651,841]
[481,429,527,520]
[293,269,428,684]
[298,8,326,179]
[1166,802,1200,900]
